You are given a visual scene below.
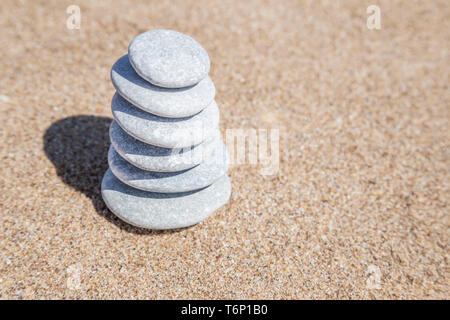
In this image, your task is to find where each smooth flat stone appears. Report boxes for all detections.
[128,30,210,88]
[108,146,228,193]
[111,93,219,148]
[102,169,231,230]
[111,55,215,118]
[110,120,221,172]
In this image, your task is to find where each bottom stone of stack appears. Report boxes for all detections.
[101,169,231,230]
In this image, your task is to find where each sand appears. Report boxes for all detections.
[0,0,448,299]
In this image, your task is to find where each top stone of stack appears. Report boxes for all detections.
[128,30,211,88]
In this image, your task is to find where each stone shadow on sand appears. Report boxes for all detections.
[43,115,186,235]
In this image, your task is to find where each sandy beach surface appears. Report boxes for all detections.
[0,0,448,299]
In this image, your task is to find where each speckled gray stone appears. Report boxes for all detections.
[111,55,215,118]
[110,120,222,172]
[128,30,210,88]
[101,169,231,230]
[108,146,228,193]
[111,93,219,148]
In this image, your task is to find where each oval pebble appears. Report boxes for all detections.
[111,93,219,148]
[108,146,228,193]
[111,55,215,118]
[128,30,210,88]
[102,169,231,230]
[110,120,221,172]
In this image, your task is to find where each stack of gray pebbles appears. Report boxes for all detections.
[101,30,231,230]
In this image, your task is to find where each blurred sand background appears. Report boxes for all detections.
[0,0,448,299]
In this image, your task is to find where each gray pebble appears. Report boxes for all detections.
[108,146,228,193]
[111,55,215,118]
[109,120,221,172]
[111,93,219,148]
[102,169,231,230]
[128,30,210,88]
